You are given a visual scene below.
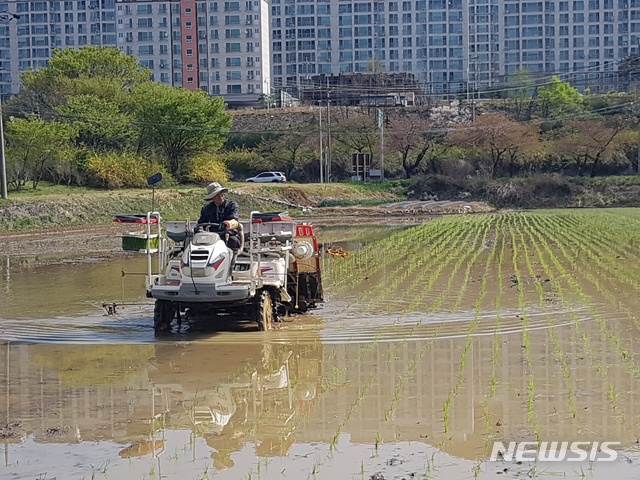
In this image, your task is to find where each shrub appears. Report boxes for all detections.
[187,153,229,185]
[409,174,469,198]
[86,152,172,189]
[219,148,269,179]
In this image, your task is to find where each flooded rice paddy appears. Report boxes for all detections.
[1,212,640,480]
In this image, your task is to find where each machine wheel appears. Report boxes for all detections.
[257,291,274,331]
[154,300,175,333]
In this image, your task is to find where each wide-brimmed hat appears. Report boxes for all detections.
[204,182,228,200]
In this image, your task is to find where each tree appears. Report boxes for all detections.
[549,119,627,177]
[447,113,540,177]
[55,94,135,151]
[259,93,277,109]
[258,133,314,179]
[5,115,77,189]
[537,76,583,118]
[218,148,269,178]
[332,116,379,156]
[387,115,445,179]
[48,145,82,186]
[505,68,535,120]
[10,46,150,117]
[128,82,232,178]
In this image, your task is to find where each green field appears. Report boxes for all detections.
[320,209,640,470]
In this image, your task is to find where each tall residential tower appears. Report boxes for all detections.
[0,0,638,103]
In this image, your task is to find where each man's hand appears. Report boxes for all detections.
[223,219,239,230]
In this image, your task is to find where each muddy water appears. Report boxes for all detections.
[1,216,640,480]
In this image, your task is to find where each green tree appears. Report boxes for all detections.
[48,145,82,186]
[55,94,135,151]
[258,133,314,179]
[505,68,535,120]
[220,148,269,178]
[10,46,150,116]
[537,76,583,118]
[5,115,78,189]
[128,82,232,178]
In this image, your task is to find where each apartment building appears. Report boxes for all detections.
[0,0,639,104]
[0,0,271,106]
[270,0,640,98]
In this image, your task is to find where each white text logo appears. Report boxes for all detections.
[489,441,620,462]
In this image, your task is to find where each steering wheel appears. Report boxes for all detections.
[195,222,225,233]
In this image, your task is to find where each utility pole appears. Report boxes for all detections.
[319,105,324,183]
[637,106,640,174]
[0,12,20,200]
[378,108,385,181]
[471,56,477,122]
[326,82,331,182]
[0,100,7,200]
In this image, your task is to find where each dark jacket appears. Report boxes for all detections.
[198,200,239,226]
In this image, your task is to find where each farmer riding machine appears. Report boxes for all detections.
[130,211,323,333]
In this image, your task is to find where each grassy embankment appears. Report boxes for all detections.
[0,181,406,232]
[4,175,640,233]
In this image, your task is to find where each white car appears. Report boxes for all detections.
[246,172,287,183]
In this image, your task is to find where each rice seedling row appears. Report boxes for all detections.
[517,214,582,424]
[370,216,496,436]
[525,214,628,424]
[447,215,496,312]
[532,214,640,378]
[481,218,508,449]
[361,221,475,314]
[507,214,541,441]
[324,221,463,320]
[383,217,490,309]
[442,215,500,434]
[403,215,494,316]
[324,220,459,290]
[548,213,640,296]
[303,344,405,480]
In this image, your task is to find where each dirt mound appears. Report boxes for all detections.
[281,187,314,206]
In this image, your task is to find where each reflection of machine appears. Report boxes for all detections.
[121,211,323,333]
[145,341,322,465]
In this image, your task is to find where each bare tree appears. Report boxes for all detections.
[386,115,448,179]
[550,118,627,177]
[447,113,540,177]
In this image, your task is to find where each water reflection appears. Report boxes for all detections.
[0,339,323,479]
[1,325,640,479]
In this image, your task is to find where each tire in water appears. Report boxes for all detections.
[154,300,175,333]
[257,291,273,331]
